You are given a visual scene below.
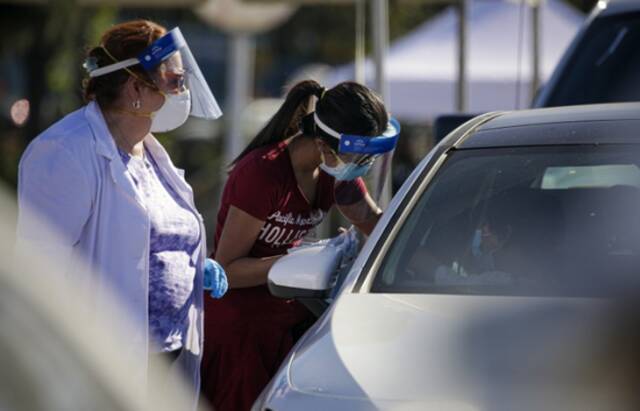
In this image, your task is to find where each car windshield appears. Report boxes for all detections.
[371,145,640,297]
[545,12,640,106]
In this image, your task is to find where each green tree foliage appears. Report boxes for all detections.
[0,2,117,188]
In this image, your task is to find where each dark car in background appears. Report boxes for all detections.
[534,0,640,108]
[435,0,640,142]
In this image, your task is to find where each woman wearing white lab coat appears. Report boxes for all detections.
[16,20,226,407]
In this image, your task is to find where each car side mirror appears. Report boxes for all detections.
[267,242,344,300]
[433,113,478,144]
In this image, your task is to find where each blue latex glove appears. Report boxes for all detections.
[329,227,359,260]
[203,258,228,299]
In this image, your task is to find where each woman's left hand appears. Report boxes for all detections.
[204,258,228,298]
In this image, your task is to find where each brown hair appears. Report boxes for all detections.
[231,79,325,166]
[82,20,166,109]
[231,80,388,166]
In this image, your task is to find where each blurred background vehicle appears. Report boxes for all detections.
[435,0,640,142]
[258,102,640,410]
[533,0,640,108]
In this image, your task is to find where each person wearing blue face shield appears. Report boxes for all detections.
[201,80,399,410]
[309,106,401,234]
[16,20,226,408]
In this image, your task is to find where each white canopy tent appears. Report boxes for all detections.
[327,0,584,122]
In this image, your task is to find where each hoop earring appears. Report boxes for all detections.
[132,100,141,110]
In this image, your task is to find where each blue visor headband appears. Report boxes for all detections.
[138,28,186,70]
[87,28,186,78]
[313,113,400,155]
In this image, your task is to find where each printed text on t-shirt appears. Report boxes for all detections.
[258,210,325,248]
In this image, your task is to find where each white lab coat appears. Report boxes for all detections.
[16,101,206,406]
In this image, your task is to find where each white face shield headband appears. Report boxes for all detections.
[85,27,222,123]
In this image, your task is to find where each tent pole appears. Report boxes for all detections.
[531,0,541,102]
[225,32,255,166]
[456,0,468,112]
[371,0,389,103]
[371,0,391,206]
[355,0,366,84]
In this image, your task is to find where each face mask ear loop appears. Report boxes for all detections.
[99,44,163,114]
[319,148,344,176]
[332,147,347,168]
[128,68,162,94]
[124,71,165,119]
[105,77,159,119]
[100,45,161,93]
[320,144,346,169]
[100,45,119,64]
[318,148,328,166]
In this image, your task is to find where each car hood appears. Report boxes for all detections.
[288,293,612,410]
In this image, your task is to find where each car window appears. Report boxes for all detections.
[371,145,640,296]
[546,12,640,106]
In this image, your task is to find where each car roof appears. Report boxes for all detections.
[479,103,640,130]
[459,103,640,149]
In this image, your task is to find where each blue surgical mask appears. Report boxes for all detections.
[320,162,372,181]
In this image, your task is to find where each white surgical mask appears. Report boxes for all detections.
[150,89,191,133]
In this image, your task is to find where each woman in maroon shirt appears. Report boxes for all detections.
[201,80,390,410]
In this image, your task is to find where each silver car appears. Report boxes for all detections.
[256,103,640,411]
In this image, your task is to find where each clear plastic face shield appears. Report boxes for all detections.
[313,112,400,226]
[87,27,222,126]
[314,112,400,186]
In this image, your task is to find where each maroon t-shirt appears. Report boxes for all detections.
[214,140,336,257]
[202,141,340,411]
